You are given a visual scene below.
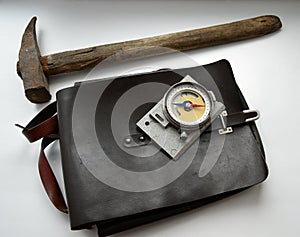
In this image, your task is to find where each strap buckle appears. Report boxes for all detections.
[243,109,260,122]
[218,109,260,135]
[218,111,233,135]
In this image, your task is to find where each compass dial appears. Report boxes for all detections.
[163,82,213,129]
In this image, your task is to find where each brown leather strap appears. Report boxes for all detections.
[39,137,68,213]
[17,102,58,143]
[17,102,68,213]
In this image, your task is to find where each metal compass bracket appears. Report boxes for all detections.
[136,75,225,160]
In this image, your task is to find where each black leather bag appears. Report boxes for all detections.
[20,59,268,236]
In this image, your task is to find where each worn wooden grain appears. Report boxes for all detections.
[40,15,282,75]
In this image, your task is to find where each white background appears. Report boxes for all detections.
[1,0,300,236]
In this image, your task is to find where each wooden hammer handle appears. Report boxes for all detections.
[40,15,281,75]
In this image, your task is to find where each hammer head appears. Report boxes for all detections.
[17,17,51,103]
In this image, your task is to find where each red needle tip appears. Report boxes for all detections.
[191,104,205,108]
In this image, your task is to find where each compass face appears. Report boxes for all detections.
[163,82,212,129]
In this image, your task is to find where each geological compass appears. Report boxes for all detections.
[136,75,227,160]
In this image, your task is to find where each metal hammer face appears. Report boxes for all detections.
[18,17,51,103]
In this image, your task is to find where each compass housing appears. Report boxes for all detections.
[163,81,214,130]
[136,75,225,160]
